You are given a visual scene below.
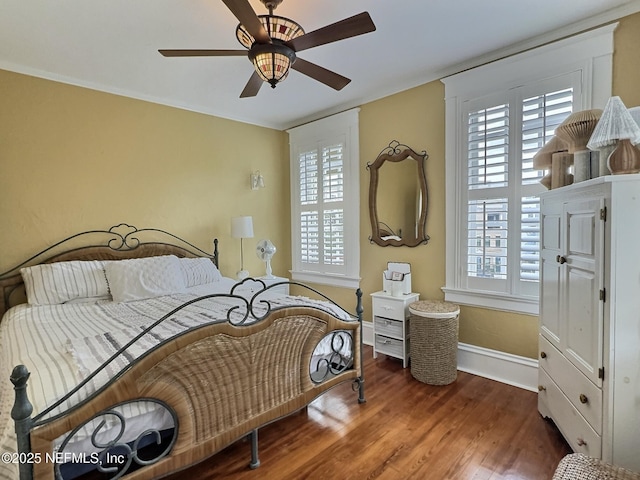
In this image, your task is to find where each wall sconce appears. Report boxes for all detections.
[250,170,265,190]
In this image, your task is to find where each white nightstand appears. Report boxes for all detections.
[371,291,419,368]
[258,276,290,295]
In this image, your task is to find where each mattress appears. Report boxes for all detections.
[0,278,354,479]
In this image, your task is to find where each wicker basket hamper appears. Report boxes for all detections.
[409,300,460,385]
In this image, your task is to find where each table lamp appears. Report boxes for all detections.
[587,96,640,175]
[231,216,254,279]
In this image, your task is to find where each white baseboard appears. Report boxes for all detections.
[362,321,538,392]
[457,342,538,392]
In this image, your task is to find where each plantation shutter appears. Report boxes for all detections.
[298,142,345,270]
[464,87,574,293]
[519,88,574,283]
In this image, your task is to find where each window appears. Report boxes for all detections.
[287,109,360,288]
[442,25,615,314]
[464,86,574,292]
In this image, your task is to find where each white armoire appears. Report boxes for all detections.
[538,174,640,472]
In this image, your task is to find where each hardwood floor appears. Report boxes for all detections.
[167,346,571,479]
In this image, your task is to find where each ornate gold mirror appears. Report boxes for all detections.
[368,141,429,247]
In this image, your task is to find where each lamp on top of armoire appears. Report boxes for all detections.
[629,106,640,128]
[231,216,254,279]
[555,109,602,181]
[532,135,570,189]
[587,96,640,175]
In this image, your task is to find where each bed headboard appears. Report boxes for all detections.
[0,223,219,318]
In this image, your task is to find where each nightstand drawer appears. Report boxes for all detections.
[375,334,406,358]
[372,296,407,321]
[374,316,405,339]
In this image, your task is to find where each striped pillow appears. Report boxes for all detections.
[179,257,221,287]
[21,260,110,305]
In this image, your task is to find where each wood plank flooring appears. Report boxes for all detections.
[166,346,571,479]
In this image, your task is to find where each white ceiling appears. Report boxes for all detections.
[2,0,640,130]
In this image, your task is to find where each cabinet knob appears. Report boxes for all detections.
[576,437,587,447]
[556,255,567,264]
[538,385,546,392]
[540,351,547,359]
[579,394,588,404]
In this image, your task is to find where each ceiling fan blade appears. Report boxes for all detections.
[221,0,271,44]
[240,71,264,98]
[159,49,248,57]
[291,58,350,91]
[287,12,376,52]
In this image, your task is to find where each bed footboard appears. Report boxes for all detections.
[10,291,364,480]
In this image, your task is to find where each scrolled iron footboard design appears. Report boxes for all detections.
[55,400,178,480]
[310,330,355,383]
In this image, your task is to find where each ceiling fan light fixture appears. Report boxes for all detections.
[236,14,305,49]
[249,43,296,88]
[160,1,376,97]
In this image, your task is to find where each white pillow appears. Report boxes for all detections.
[104,255,187,303]
[21,260,110,306]
[179,257,221,287]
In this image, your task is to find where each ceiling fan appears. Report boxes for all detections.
[159,0,376,98]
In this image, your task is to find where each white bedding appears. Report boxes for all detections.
[0,277,354,479]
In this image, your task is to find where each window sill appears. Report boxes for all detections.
[290,270,361,290]
[442,287,539,315]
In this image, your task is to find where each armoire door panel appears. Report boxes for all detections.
[540,205,563,346]
[540,254,562,345]
[543,214,562,250]
[567,211,596,256]
[563,199,604,387]
[565,265,601,385]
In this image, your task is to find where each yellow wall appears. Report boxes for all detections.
[359,83,446,299]
[0,70,289,278]
[613,13,640,107]
[2,11,639,361]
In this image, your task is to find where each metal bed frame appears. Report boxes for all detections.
[1,224,364,480]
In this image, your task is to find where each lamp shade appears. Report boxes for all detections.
[587,96,640,149]
[532,135,569,169]
[555,109,602,153]
[237,14,303,89]
[231,216,254,239]
[629,106,640,127]
[250,45,294,87]
[236,15,304,49]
